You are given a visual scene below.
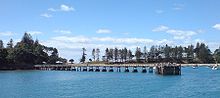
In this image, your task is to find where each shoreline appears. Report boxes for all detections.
[181,64,217,66]
[36,63,218,67]
[1,63,217,71]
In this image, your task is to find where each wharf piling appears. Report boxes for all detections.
[132,67,138,73]
[82,67,87,71]
[117,67,121,72]
[125,66,129,72]
[95,67,100,72]
[149,67,153,73]
[89,67,93,72]
[102,67,107,72]
[142,67,147,73]
[109,66,114,72]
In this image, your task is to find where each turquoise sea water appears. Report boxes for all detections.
[0,66,220,98]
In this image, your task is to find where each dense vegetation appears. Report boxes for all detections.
[0,33,66,70]
[1,33,220,70]
[84,43,220,64]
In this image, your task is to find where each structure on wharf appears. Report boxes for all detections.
[155,63,181,75]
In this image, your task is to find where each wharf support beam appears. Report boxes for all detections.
[34,63,181,75]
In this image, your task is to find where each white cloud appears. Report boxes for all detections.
[197,29,205,33]
[207,42,220,52]
[213,24,220,30]
[51,36,90,44]
[96,29,112,34]
[54,30,72,34]
[43,4,74,18]
[93,37,146,44]
[41,35,175,62]
[152,25,169,32]
[166,29,197,40]
[48,4,75,12]
[155,10,164,14]
[41,35,174,53]
[48,8,56,12]
[27,31,43,35]
[41,13,52,18]
[152,25,197,40]
[0,31,14,36]
[194,39,205,43]
[40,35,174,61]
[40,34,220,62]
[182,39,220,52]
[60,4,75,12]
[173,4,184,10]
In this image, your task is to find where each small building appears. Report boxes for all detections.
[56,61,63,64]
[155,64,181,75]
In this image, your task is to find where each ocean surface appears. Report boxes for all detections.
[0,66,220,98]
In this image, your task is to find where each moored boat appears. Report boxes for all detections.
[192,64,198,69]
[212,64,219,70]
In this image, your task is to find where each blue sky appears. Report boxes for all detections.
[1,0,220,61]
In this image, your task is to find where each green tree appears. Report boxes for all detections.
[96,48,100,61]
[0,48,8,64]
[12,33,36,64]
[195,43,214,63]
[59,58,67,64]
[173,46,178,60]
[109,48,114,61]
[6,48,15,64]
[1,33,65,69]
[0,40,4,48]
[114,48,118,62]
[105,48,110,62]
[177,46,183,60]
[186,45,194,62]
[69,59,74,64]
[33,39,48,64]
[47,48,59,64]
[127,49,133,60]
[149,46,156,60]
[7,39,13,48]
[135,47,142,62]
[123,47,128,61]
[118,49,123,62]
[214,47,220,63]
[21,32,34,45]
[92,49,95,61]
[80,55,86,63]
[143,46,147,62]
[164,44,171,60]
[80,48,86,63]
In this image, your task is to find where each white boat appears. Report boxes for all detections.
[192,65,198,69]
[153,66,156,70]
[212,65,219,70]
